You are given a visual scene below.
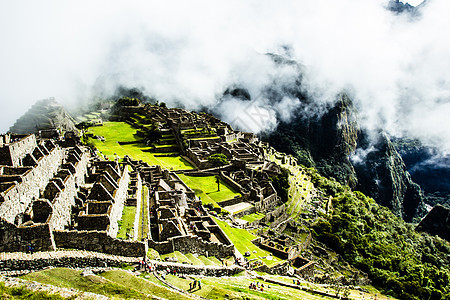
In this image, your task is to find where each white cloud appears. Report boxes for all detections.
[0,0,449,154]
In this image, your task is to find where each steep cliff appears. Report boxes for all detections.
[266,93,426,222]
[395,139,450,208]
[353,133,427,222]
[9,98,76,135]
[416,204,450,241]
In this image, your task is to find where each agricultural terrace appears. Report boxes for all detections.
[213,217,283,267]
[86,122,193,171]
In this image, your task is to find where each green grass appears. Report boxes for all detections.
[101,270,192,300]
[87,122,193,170]
[213,217,283,266]
[160,251,192,264]
[164,274,338,300]
[184,253,204,265]
[177,174,240,207]
[240,212,265,223]
[198,256,216,266]
[147,248,160,260]
[137,185,149,240]
[20,268,153,299]
[187,136,219,141]
[117,205,137,239]
[0,281,65,299]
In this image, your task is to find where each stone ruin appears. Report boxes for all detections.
[0,102,318,277]
[0,132,237,259]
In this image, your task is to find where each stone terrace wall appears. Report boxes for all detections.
[53,230,147,257]
[107,165,130,237]
[0,251,137,272]
[171,235,234,259]
[132,172,142,240]
[0,250,245,277]
[0,220,54,252]
[147,235,234,259]
[0,135,36,167]
[219,171,243,193]
[50,151,89,230]
[0,146,65,223]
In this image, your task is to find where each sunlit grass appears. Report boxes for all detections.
[177,174,240,207]
[213,217,283,266]
[87,122,193,170]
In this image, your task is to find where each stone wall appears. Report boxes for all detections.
[0,253,137,272]
[253,260,291,276]
[153,263,244,277]
[0,220,55,252]
[49,150,89,230]
[132,172,142,240]
[0,146,65,223]
[219,171,243,193]
[218,196,244,208]
[0,135,37,167]
[147,234,234,259]
[170,235,234,259]
[262,204,286,224]
[107,165,130,237]
[255,193,279,213]
[53,230,147,257]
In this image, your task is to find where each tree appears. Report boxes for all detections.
[207,153,229,167]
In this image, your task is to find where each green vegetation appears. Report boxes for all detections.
[213,217,282,266]
[240,212,265,223]
[164,274,337,300]
[308,168,450,300]
[0,281,65,299]
[20,268,194,299]
[207,153,229,167]
[138,185,149,240]
[113,97,140,108]
[117,205,136,239]
[20,268,157,299]
[101,270,191,299]
[269,167,290,203]
[177,174,240,206]
[86,122,193,170]
[160,251,192,264]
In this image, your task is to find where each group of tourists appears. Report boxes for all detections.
[137,259,153,272]
[189,279,201,290]
[249,281,265,292]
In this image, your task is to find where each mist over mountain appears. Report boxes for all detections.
[1,0,449,152]
[1,1,449,217]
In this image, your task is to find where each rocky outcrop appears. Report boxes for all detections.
[416,205,450,241]
[9,98,76,135]
[395,139,450,207]
[265,89,426,221]
[353,133,427,222]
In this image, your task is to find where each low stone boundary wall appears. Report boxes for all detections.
[148,235,234,259]
[217,196,244,207]
[0,221,54,252]
[0,250,244,278]
[53,230,147,257]
[153,262,244,277]
[0,251,136,272]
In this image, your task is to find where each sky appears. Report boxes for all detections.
[0,0,449,153]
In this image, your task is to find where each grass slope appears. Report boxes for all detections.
[87,122,193,170]
[20,268,193,300]
[213,217,283,267]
